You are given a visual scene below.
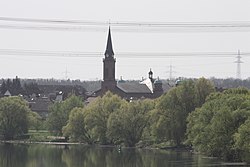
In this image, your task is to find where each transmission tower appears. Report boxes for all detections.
[62,67,71,80]
[234,50,243,79]
[166,64,176,80]
[169,64,173,80]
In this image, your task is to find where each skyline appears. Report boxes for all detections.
[0,0,250,80]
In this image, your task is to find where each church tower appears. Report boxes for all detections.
[101,27,117,91]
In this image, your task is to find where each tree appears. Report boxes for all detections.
[0,80,6,95]
[107,99,154,147]
[152,78,215,146]
[152,80,196,145]
[23,82,42,96]
[28,111,43,131]
[6,79,12,92]
[195,77,215,107]
[12,76,23,95]
[186,87,250,161]
[0,77,24,96]
[0,96,30,140]
[84,91,125,144]
[234,118,250,163]
[63,107,93,143]
[47,95,84,135]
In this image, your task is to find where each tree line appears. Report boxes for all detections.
[47,78,215,147]
[47,77,250,162]
[2,77,250,93]
[0,77,42,96]
[0,77,250,162]
[0,77,87,99]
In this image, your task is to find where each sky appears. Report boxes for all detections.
[0,0,250,80]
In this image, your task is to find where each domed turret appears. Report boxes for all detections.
[117,76,125,83]
[154,77,162,84]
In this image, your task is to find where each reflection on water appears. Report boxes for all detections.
[0,143,223,167]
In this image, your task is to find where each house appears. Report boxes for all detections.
[25,84,84,118]
[4,90,11,97]
[28,96,52,118]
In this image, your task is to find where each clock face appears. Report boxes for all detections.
[106,53,109,57]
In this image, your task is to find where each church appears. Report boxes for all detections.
[94,27,163,100]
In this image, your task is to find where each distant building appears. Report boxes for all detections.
[27,84,84,118]
[28,96,52,118]
[4,90,11,97]
[94,27,163,100]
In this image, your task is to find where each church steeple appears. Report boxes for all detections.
[103,27,116,82]
[104,26,114,57]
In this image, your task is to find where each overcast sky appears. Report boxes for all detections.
[0,0,250,80]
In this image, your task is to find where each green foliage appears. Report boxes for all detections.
[107,99,154,147]
[63,92,154,146]
[28,130,51,142]
[235,118,250,152]
[151,79,214,146]
[152,86,185,144]
[59,78,216,149]
[28,111,43,131]
[186,87,250,161]
[0,96,30,140]
[195,77,215,107]
[84,92,125,144]
[63,107,93,143]
[47,95,84,135]
[234,118,250,163]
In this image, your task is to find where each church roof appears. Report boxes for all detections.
[104,27,114,56]
[140,78,154,93]
[117,82,152,94]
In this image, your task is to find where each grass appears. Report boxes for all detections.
[28,130,51,142]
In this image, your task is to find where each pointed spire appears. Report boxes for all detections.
[105,26,114,57]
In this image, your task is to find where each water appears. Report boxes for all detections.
[0,143,225,167]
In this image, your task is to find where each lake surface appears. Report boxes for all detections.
[0,143,226,167]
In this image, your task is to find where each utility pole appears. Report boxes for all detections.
[234,50,243,79]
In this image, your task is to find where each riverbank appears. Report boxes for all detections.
[0,139,189,150]
[0,140,79,145]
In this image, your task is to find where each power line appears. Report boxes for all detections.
[0,17,108,25]
[1,17,250,32]
[0,49,250,58]
[0,24,250,33]
[1,17,250,27]
[0,24,106,32]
